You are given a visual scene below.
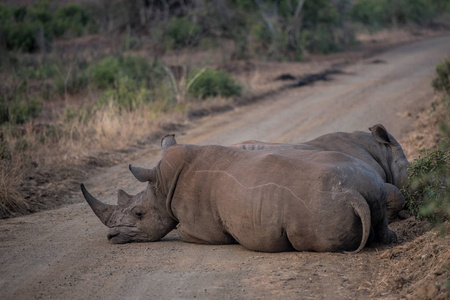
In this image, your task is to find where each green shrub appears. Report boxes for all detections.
[93,55,171,112]
[6,22,38,52]
[0,133,11,161]
[0,1,97,53]
[97,77,139,112]
[54,60,90,96]
[432,59,450,94]
[351,0,445,28]
[16,57,59,80]
[188,69,242,99]
[303,24,341,54]
[53,3,95,38]
[9,98,42,124]
[350,0,389,29]
[165,17,202,49]
[92,55,164,91]
[402,149,450,224]
[92,57,120,89]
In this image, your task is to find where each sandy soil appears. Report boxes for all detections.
[1,35,450,299]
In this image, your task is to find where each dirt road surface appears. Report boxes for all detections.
[1,36,449,300]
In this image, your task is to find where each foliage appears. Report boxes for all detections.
[93,55,172,112]
[402,58,450,227]
[165,17,202,50]
[0,1,97,52]
[53,3,96,38]
[350,0,389,29]
[351,0,450,30]
[9,98,42,124]
[402,149,450,224]
[227,0,351,59]
[92,57,120,89]
[188,69,242,99]
[432,59,450,94]
[54,59,90,96]
[0,75,42,125]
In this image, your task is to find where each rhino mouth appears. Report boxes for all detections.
[107,230,120,241]
[106,227,150,244]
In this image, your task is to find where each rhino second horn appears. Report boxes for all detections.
[129,165,157,182]
[81,184,116,227]
[161,134,177,150]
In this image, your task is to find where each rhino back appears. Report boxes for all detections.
[305,131,388,181]
[169,146,384,252]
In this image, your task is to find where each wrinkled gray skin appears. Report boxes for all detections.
[232,124,410,222]
[82,133,397,253]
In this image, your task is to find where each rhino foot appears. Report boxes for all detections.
[378,229,397,245]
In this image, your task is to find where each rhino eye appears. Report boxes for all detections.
[135,211,144,219]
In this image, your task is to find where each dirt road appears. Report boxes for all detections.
[1,36,449,300]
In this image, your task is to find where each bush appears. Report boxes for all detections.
[351,0,445,29]
[92,55,164,90]
[402,149,450,224]
[402,59,450,226]
[92,57,120,89]
[55,63,90,96]
[97,76,153,112]
[188,69,242,99]
[10,98,42,124]
[0,1,97,53]
[432,59,450,94]
[165,17,202,49]
[53,3,96,38]
[5,22,38,52]
[93,55,171,112]
[350,0,389,29]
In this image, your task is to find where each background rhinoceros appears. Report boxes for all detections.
[82,134,397,253]
[232,124,410,222]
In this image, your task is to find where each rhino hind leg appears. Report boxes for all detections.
[385,183,405,223]
[360,184,397,246]
[371,190,398,245]
[373,217,397,244]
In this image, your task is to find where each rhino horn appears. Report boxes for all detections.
[129,165,157,182]
[161,134,177,150]
[81,184,116,227]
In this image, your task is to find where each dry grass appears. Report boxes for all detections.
[0,160,28,218]
[374,226,450,299]
[0,102,177,218]
[5,104,163,165]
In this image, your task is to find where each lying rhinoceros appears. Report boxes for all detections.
[232,124,409,222]
[81,134,397,253]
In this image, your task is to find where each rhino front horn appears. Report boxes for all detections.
[161,134,177,150]
[81,184,116,227]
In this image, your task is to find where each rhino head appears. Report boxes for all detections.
[81,135,179,244]
[369,124,410,188]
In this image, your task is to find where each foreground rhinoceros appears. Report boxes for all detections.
[232,124,409,222]
[81,134,397,253]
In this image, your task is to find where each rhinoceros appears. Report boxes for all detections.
[81,134,397,253]
[232,124,409,222]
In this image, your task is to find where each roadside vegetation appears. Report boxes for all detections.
[402,59,450,231]
[1,0,450,217]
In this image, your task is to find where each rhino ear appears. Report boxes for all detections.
[118,189,133,208]
[129,165,157,182]
[369,124,391,144]
[161,134,177,151]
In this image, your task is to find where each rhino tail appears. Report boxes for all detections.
[343,193,371,254]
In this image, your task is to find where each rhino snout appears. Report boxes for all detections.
[107,229,120,241]
[107,229,128,244]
